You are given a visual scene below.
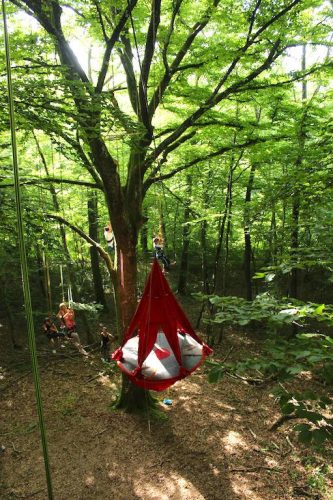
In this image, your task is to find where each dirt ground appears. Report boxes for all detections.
[1,326,333,500]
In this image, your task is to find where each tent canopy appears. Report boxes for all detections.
[112,259,212,391]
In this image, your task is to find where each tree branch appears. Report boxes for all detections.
[238,63,326,93]
[246,0,262,43]
[46,214,116,279]
[137,0,161,129]
[147,39,282,166]
[144,135,284,191]
[118,34,139,114]
[92,0,108,42]
[145,0,301,168]
[95,0,138,93]
[161,0,183,71]
[13,0,91,85]
[153,119,251,139]
[148,0,220,119]
[0,177,101,190]
[62,4,86,20]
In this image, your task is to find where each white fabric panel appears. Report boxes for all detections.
[178,333,203,370]
[121,331,204,379]
[142,332,180,379]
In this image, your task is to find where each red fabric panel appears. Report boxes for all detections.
[112,259,213,391]
[137,324,159,367]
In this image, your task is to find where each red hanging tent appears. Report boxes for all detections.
[112,259,213,391]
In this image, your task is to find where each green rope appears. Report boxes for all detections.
[1,1,54,498]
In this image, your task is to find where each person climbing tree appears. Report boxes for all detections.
[103,223,115,252]
[153,235,170,272]
[56,303,87,356]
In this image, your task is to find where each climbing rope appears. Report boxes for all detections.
[1,1,54,498]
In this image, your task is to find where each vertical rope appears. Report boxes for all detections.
[1,1,54,498]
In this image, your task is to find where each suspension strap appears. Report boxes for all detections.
[1,1,54,498]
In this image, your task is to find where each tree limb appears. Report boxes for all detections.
[95,0,138,93]
[148,0,220,118]
[118,34,139,114]
[137,0,161,130]
[0,177,102,190]
[46,214,116,279]
[146,0,301,167]
[92,0,108,42]
[147,39,283,166]
[144,135,284,190]
[161,0,183,71]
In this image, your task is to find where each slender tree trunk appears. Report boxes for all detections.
[213,163,233,294]
[290,45,307,299]
[140,207,148,254]
[222,168,233,294]
[290,194,300,298]
[159,205,168,251]
[269,206,277,265]
[1,277,19,348]
[172,201,179,260]
[244,163,256,301]
[177,175,192,294]
[87,191,107,309]
[196,174,214,335]
[35,244,47,303]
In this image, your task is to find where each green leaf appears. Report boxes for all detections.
[314,304,325,315]
[208,368,224,383]
[294,423,311,432]
[281,402,295,415]
[312,429,327,445]
[298,430,313,444]
[253,272,266,279]
[295,409,323,423]
[286,365,304,375]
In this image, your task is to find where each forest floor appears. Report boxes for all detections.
[1,319,333,500]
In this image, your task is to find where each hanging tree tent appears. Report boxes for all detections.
[112,259,212,391]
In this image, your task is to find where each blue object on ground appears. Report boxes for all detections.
[163,399,173,406]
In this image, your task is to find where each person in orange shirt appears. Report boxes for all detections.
[57,303,87,355]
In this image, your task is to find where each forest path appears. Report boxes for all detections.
[0,330,331,500]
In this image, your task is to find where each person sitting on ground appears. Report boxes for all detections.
[99,324,114,361]
[57,303,87,356]
[153,235,170,272]
[42,316,63,346]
